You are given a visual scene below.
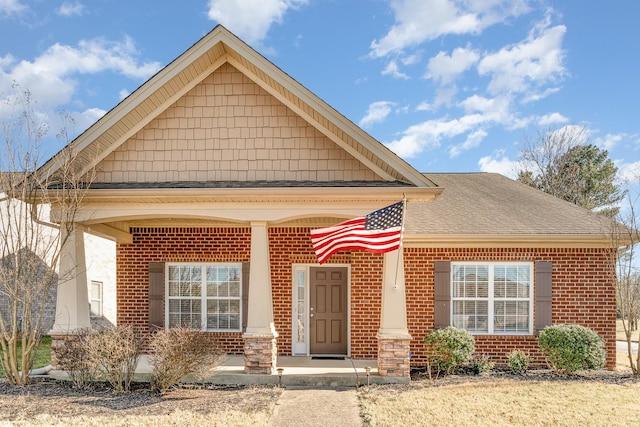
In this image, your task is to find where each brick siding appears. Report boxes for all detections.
[117,227,617,369]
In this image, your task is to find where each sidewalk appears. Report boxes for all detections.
[269,387,362,427]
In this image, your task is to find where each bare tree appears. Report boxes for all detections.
[0,86,92,385]
[518,126,623,216]
[612,188,640,374]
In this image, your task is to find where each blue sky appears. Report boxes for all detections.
[1,0,639,185]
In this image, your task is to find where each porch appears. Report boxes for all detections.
[50,355,410,387]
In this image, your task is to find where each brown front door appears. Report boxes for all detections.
[309,267,348,355]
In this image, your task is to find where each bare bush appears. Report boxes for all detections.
[54,328,96,389]
[86,325,142,392]
[149,326,225,395]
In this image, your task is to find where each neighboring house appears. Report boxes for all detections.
[37,26,622,377]
[0,192,116,332]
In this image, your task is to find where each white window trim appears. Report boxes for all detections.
[165,262,243,332]
[450,261,534,335]
[90,280,103,318]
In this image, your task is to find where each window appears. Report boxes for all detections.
[451,262,532,334]
[90,281,103,317]
[166,263,242,331]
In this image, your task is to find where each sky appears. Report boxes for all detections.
[0,0,639,187]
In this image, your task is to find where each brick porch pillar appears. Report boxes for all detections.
[243,222,278,374]
[377,249,411,377]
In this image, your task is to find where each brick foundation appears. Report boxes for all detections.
[243,335,277,374]
[377,336,411,376]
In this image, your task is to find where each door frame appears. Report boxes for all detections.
[291,264,351,356]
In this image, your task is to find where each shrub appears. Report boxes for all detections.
[537,324,605,375]
[507,350,531,375]
[469,353,495,374]
[55,328,96,389]
[86,325,142,392]
[149,326,225,395]
[424,327,475,376]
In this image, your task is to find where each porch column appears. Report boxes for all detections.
[377,249,412,377]
[243,221,278,374]
[49,225,90,369]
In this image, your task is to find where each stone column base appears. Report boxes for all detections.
[49,334,68,371]
[377,334,411,377]
[243,334,277,374]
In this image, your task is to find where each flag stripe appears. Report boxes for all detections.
[310,201,404,264]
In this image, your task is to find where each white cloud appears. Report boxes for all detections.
[207,0,308,45]
[0,37,161,109]
[382,60,409,79]
[370,0,530,58]
[385,113,488,158]
[618,161,640,183]
[449,128,487,157]
[538,112,568,126]
[594,133,625,151]
[118,89,130,100]
[0,0,25,16]
[426,46,479,85]
[478,154,520,179]
[477,18,566,97]
[359,101,395,128]
[57,1,85,17]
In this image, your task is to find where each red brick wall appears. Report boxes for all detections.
[117,227,616,368]
[404,247,617,369]
[117,227,251,354]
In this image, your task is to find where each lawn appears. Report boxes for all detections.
[358,376,640,427]
[0,336,51,377]
[617,319,640,341]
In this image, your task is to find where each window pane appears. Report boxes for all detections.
[229,300,240,314]
[229,314,240,329]
[228,281,240,297]
[218,281,229,297]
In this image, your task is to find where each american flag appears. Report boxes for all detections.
[310,201,404,264]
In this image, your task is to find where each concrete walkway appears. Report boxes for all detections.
[269,387,362,427]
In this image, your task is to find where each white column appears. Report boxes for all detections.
[244,222,278,337]
[50,225,90,334]
[378,249,410,337]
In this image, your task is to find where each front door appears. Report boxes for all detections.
[309,267,348,355]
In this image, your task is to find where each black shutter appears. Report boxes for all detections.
[242,262,250,332]
[535,261,553,334]
[434,261,451,329]
[148,262,165,331]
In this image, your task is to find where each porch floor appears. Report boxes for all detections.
[51,355,410,387]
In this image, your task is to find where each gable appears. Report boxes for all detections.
[94,63,381,184]
[38,25,434,189]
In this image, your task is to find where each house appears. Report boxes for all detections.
[0,190,117,332]
[37,25,619,377]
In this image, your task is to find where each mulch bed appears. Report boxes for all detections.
[0,378,281,421]
[410,365,640,386]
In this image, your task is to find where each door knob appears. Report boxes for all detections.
[310,314,314,317]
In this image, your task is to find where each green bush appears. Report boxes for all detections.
[506,349,531,375]
[424,327,475,375]
[537,324,605,375]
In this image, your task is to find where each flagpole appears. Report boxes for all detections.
[394,194,407,289]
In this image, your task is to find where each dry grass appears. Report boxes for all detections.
[359,378,640,427]
[616,319,640,341]
[5,409,271,427]
[0,383,281,427]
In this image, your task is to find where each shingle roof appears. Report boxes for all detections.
[405,173,610,236]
